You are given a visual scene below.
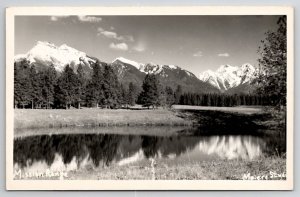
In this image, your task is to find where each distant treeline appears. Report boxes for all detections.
[14,60,276,109]
[178,93,276,107]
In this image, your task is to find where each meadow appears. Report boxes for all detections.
[14,105,264,130]
[14,107,192,130]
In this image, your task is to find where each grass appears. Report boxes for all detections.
[14,108,193,130]
[14,105,265,130]
[20,156,285,180]
[14,125,189,138]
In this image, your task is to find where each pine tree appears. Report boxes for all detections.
[55,65,80,109]
[165,86,175,108]
[76,64,86,108]
[127,82,138,106]
[86,61,104,108]
[14,60,32,108]
[40,64,57,109]
[175,85,182,104]
[118,84,127,108]
[102,64,120,109]
[28,65,42,109]
[139,74,160,109]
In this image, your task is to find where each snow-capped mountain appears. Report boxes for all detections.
[14,41,219,94]
[112,57,180,75]
[14,41,96,72]
[111,57,218,93]
[198,64,257,91]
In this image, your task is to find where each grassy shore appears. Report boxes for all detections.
[18,156,285,180]
[14,108,192,130]
[77,157,286,180]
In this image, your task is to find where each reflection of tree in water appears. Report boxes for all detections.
[14,132,282,169]
[14,134,123,168]
[159,136,200,157]
[14,135,56,167]
[141,136,161,158]
[87,134,122,166]
[141,135,202,159]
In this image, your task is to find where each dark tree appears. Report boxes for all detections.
[127,82,138,106]
[85,61,104,108]
[55,65,81,109]
[174,85,182,104]
[165,86,175,108]
[102,64,121,109]
[76,64,87,108]
[119,84,128,108]
[14,60,32,108]
[255,16,287,107]
[40,64,57,109]
[138,74,160,109]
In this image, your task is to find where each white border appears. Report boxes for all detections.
[6,6,294,190]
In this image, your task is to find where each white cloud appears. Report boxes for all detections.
[97,28,134,42]
[193,51,203,57]
[100,31,119,39]
[50,16,70,21]
[109,42,128,51]
[77,15,102,23]
[218,53,230,57]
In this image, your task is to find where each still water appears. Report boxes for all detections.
[13,127,286,177]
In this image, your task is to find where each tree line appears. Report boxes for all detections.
[178,93,276,107]
[14,59,276,109]
[14,60,140,109]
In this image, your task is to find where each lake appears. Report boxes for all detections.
[13,126,286,180]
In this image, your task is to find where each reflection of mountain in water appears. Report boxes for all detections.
[196,136,265,160]
[14,132,284,173]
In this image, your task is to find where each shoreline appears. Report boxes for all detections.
[14,106,264,131]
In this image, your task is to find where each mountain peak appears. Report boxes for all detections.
[199,64,257,91]
[113,57,142,70]
[15,41,96,72]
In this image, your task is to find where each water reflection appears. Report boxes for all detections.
[14,131,285,175]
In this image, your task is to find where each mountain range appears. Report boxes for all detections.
[14,41,257,94]
[198,64,257,93]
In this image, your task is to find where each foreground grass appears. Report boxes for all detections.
[63,157,286,180]
[14,108,192,130]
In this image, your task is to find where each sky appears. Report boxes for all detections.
[15,15,279,75]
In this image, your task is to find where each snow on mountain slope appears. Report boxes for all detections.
[112,57,180,75]
[15,41,96,72]
[113,57,143,70]
[199,64,256,91]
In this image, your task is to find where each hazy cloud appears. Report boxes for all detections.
[218,53,230,57]
[133,46,145,52]
[50,16,70,21]
[77,15,102,23]
[109,42,128,51]
[193,51,203,57]
[50,15,101,23]
[124,35,134,42]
